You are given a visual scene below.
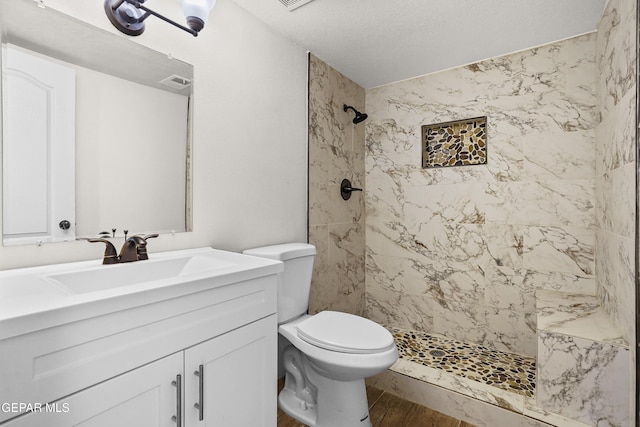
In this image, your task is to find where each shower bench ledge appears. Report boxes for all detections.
[535,289,630,427]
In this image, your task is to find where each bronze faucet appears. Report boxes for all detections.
[87,238,119,264]
[89,234,159,264]
[135,234,159,260]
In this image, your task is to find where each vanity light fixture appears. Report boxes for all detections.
[104,0,216,37]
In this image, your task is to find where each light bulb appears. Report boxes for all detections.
[181,0,216,33]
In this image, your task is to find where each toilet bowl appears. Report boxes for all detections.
[242,243,398,427]
[280,312,397,381]
[278,312,397,427]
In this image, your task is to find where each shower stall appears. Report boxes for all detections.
[307,0,636,421]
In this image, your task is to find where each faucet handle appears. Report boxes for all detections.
[134,234,158,260]
[87,238,119,265]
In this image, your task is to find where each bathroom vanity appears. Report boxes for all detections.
[0,247,282,426]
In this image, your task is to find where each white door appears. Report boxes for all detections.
[2,45,75,245]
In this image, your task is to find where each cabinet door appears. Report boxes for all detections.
[184,315,277,427]
[4,353,183,427]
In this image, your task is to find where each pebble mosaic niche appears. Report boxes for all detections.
[421,116,487,168]
[392,328,536,398]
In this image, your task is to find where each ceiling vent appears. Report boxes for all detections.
[278,0,316,11]
[159,74,191,90]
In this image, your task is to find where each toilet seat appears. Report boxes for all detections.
[280,314,399,382]
[296,311,395,354]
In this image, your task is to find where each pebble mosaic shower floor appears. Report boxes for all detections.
[391,328,536,398]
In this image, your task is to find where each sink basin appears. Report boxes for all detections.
[46,255,235,294]
[0,247,283,338]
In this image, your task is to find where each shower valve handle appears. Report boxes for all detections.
[340,179,362,200]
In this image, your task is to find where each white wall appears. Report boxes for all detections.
[0,0,308,269]
[75,68,189,236]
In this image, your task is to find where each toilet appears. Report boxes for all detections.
[243,243,398,427]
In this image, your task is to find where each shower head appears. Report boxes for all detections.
[343,104,368,124]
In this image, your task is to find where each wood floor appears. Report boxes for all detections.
[277,382,476,427]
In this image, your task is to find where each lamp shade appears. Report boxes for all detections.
[181,0,216,32]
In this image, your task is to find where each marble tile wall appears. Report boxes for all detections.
[307,54,366,316]
[594,0,637,422]
[365,34,598,358]
[369,369,587,427]
[537,331,629,425]
[595,0,636,357]
[535,290,630,426]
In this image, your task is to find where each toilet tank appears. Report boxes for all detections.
[243,243,316,323]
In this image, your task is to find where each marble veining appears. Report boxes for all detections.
[535,289,629,426]
[300,0,638,424]
[594,0,636,337]
[595,0,637,118]
[593,0,636,424]
[363,13,636,423]
[365,33,598,359]
[372,330,593,427]
[536,289,627,346]
[308,54,366,316]
[378,325,627,426]
[537,332,629,426]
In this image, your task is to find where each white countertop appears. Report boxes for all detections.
[0,247,283,340]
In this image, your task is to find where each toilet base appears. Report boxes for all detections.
[279,345,372,427]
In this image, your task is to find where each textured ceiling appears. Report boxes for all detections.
[230,0,608,88]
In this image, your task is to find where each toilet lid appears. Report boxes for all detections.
[296,311,395,354]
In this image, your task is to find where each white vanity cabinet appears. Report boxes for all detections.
[0,248,282,427]
[3,352,184,427]
[3,315,277,427]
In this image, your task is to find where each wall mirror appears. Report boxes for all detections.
[0,0,193,246]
